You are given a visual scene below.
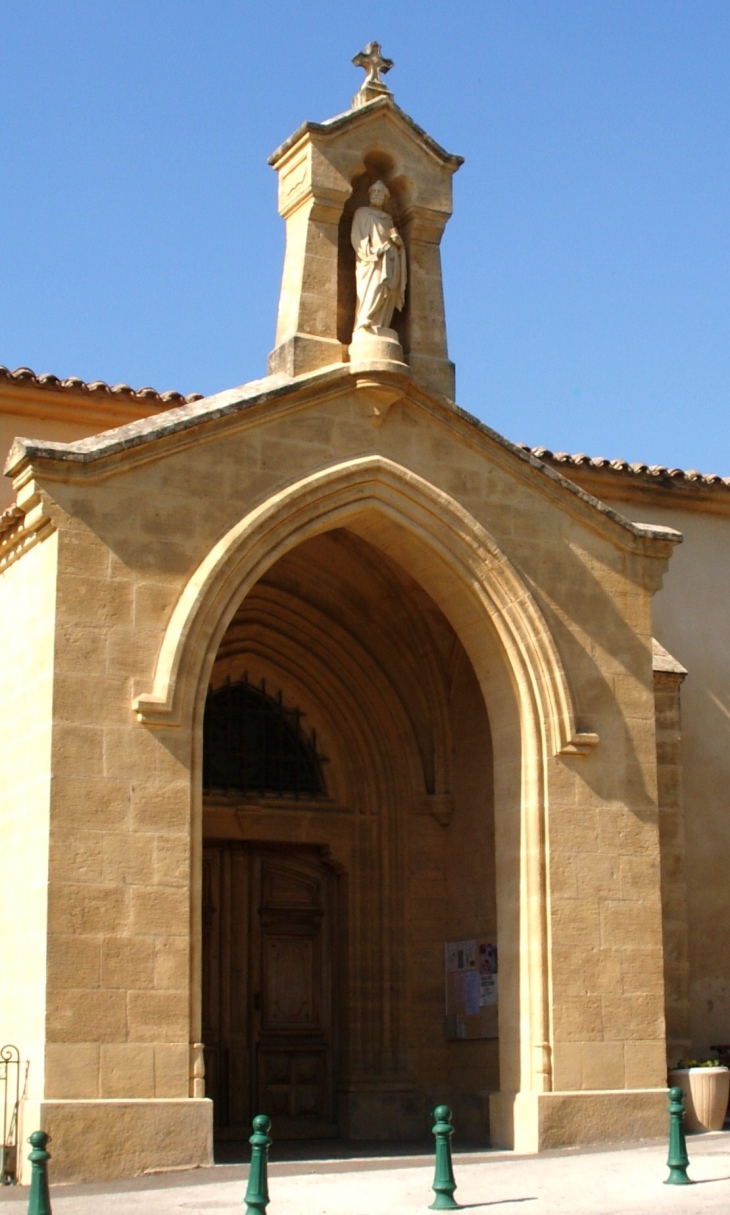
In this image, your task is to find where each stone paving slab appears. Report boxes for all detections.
[3,1134,730,1215]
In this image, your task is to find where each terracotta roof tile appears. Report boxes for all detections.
[3,363,727,495]
[0,365,203,407]
[517,444,730,491]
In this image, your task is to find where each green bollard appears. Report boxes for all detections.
[243,1114,272,1215]
[665,1085,692,1185]
[429,1105,460,1210]
[27,1131,52,1215]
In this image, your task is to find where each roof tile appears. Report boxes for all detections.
[517,443,730,492]
[0,364,203,407]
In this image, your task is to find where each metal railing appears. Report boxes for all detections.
[1,1045,28,1185]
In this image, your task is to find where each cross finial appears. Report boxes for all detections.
[352,42,394,109]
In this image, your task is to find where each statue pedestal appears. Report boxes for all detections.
[349,328,411,376]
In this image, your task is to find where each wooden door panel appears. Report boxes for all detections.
[262,935,317,1030]
[202,847,226,1127]
[258,1047,328,1118]
[264,870,320,907]
[201,849,221,1041]
[203,842,336,1136]
[254,850,334,1133]
[227,1046,250,1129]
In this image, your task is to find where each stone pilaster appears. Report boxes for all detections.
[653,639,690,1064]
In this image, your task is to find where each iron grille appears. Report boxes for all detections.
[203,677,325,798]
[1,1045,26,1185]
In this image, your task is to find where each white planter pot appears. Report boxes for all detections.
[668,1067,730,1133]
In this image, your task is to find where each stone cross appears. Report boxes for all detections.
[352,42,394,108]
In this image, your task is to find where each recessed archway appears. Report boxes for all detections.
[134,455,581,1134]
[200,528,498,1138]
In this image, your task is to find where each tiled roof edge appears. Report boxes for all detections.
[3,371,323,474]
[0,364,203,407]
[3,364,682,554]
[518,445,730,491]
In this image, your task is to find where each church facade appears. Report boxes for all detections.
[1,53,729,1183]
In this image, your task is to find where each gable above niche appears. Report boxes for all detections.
[267,46,463,401]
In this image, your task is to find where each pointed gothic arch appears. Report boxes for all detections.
[132,454,591,1115]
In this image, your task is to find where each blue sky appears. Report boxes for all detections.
[2,1,730,472]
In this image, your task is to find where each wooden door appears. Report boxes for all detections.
[202,842,337,1138]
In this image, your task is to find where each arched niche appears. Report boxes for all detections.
[336,149,410,349]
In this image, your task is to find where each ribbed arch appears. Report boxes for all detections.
[133,454,581,1099]
[213,582,426,811]
[133,456,579,765]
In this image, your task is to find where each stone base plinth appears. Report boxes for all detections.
[268,334,347,377]
[19,1098,213,1184]
[489,1089,667,1153]
[349,330,411,377]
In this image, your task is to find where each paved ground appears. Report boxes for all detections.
[3,1133,730,1214]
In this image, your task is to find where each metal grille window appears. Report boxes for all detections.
[203,677,325,798]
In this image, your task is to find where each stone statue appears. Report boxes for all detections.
[351,181,407,338]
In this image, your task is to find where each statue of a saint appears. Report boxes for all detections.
[351,181,407,337]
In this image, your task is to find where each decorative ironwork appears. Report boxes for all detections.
[203,677,325,799]
[1,1045,26,1185]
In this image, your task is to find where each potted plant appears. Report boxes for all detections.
[668,1058,730,1133]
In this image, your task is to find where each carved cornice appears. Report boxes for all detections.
[268,95,463,173]
[3,364,682,563]
[0,476,54,573]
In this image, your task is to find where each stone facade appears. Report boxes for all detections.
[0,70,721,1183]
[537,458,730,1066]
[0,365,679,1177]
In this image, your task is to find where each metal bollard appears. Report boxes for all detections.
[243,1114,272,1215]
[429,1105,460,1210]
[27,1131,52,1215]
[665,1085,692,1185]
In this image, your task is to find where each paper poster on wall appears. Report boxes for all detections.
[444,937,498,1040]
[479,941,498,1006]
[464,969,480,1016]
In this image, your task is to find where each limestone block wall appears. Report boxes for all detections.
[0,533,58,1100]
[653,667,690,1062]
[647,509,730,1060]
[583,492,730,1058]
[43,521,192,1102]
[3,372,678,1162]
[530,536,668,1095]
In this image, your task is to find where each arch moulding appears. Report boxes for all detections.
[132,453,594,762]
[131,452,600,1140]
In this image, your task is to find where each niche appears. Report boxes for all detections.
[337,150,409,349]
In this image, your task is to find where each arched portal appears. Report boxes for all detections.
[134,456,582,1145]
[201,529,498,1139]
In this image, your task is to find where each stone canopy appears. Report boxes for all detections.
[267,89,463,398]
